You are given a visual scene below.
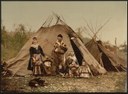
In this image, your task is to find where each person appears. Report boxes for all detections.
[79,59,91,78]
[1,61,12,76]
[52,34,68,74]
[42,56,53,76]
[27,37,45,76]
[65,52,80,77]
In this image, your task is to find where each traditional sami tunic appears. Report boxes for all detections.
[52,40,67,73]
[27,44,45,76]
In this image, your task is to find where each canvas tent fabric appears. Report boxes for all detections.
[85,39,127,72]
[6,20,107,76]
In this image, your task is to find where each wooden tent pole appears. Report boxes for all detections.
[48,16,53,27]
[120,66,127,71]
[83,19,99,40]
[115,37,120,72]
[114,66,120,72]
[86,64,94,77]
[42,15,50,26]
[83,26,93,38]
[95,18,111,36]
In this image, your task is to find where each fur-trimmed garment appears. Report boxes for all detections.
[54,40,67,54]
[52,40,67,73]
[27,44,45,76]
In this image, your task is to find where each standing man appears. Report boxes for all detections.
[52,34,68,74]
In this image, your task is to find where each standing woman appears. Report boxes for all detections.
[27,37,45,76]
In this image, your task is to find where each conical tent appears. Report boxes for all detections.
[82,18,126,72]
[85,38,126,72]
[6,16,107,76]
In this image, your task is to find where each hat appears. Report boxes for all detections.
[33,36,37,40]
[57,34,63,38]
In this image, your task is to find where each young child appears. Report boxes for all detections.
[43,56,53,76]
[32,54,42,76]
[68,60,79,77]
[65,52,80,77]
[79,60,91,78]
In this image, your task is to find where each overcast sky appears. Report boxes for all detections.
[1,1,127,46]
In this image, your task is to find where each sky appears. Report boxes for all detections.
[1,1,127,46]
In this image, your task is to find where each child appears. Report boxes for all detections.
[65,52,80,77]
[32,54,42,76]
[68,61,79,77]
[79,60,91,78]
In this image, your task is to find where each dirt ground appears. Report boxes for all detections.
[1,72,127,93]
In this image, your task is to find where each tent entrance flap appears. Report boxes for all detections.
[70,38,83,66]
[101,53,117,72]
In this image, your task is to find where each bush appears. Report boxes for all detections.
[1,24,34,61]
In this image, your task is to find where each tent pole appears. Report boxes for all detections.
[114,66,120,72]
[115,37,120,72]
[86,64,94,77]
[120,66,127,71]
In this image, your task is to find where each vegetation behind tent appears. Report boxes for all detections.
[1,24,35,61]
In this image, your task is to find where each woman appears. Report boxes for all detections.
[27,37,45,76]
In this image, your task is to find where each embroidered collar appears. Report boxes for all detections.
[31,44,39,49]
[56,40,64,46]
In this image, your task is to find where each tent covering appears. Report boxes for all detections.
[6,16,107,76]
[85,39,126,72]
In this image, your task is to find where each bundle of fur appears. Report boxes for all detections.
[29,78,45,87]
[1,62,12,77]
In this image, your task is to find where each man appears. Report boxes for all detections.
[52,34,68,74]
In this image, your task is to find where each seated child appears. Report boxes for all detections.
[64,52,80,77]
[79,60,90,78]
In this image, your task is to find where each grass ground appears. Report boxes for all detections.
[1,72,127,93]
